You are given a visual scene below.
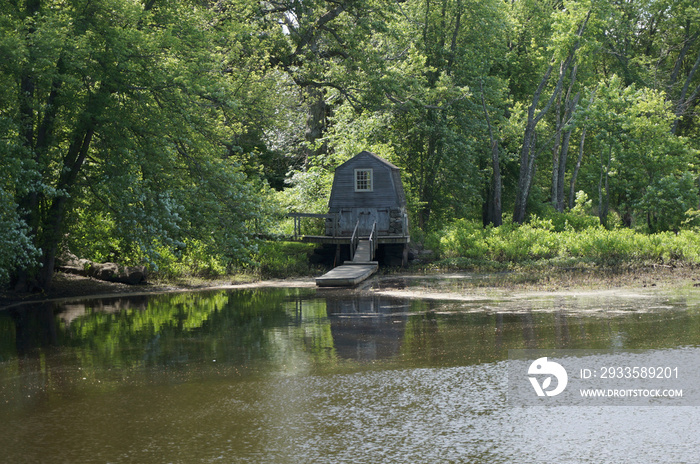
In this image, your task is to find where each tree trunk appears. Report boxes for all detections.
[568,125,587,208]
[552,63,579,212]
[480,81,502,226]
[568,87,596,208]
[598,145,612,228]
[555,92,580,211]
[303,88,328,166]
[551,90,562,209]
[36,122,96,290]
[514,117,542,224]
[513,10,590,223]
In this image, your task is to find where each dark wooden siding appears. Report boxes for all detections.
[328,152,402,209]
[327,151,408,236]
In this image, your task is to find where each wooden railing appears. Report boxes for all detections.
[287,211,409,244]
[350,219,360,260]
[368,221,378,261]
[288,212,338,239]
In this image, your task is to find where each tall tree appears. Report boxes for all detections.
[378,0,507,228]
[263,0,395,165]
[2,0,275,290]
[578,75,697,229]
[512,3,592,223]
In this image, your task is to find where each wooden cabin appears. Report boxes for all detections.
[326,151,409,239]
[290,151,410,266]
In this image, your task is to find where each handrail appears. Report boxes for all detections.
[368,221,378,261]
[350,219,360,260]
[287,212,338,239]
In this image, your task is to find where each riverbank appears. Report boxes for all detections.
[2,263,698,310]
[0,272,316,310]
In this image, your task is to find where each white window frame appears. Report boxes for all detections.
[354,168,373,192]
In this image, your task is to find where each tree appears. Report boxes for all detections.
[374,0,507,229]
[578,75,698,229]
[1,0,276,290]
[480,77,508,226]
[511,2,592,224]
[263,0,396,165]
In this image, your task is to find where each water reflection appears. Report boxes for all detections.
[1,287,700,463]
[3,288,700,373]
[325,294,408,361]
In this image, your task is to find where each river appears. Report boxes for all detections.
[1,279,699,463]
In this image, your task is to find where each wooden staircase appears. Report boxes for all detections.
[352,239,372,263]
[315,222,378,287]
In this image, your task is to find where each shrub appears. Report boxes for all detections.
[438,219,488,259]
[155,239,227,278]
[433,214,700,267]
[252,241,318,278]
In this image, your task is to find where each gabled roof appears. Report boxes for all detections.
[335,150,400,171]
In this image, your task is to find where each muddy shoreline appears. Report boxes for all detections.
[2,265,698,311]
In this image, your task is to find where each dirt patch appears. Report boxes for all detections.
[367,265,700,303]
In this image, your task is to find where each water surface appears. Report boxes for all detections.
[1,283,699,463]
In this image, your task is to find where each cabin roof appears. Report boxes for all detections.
[335,151,400,171]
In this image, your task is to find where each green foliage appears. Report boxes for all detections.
[0,186,38,286]
[637,173,699,232]
[154,239,228,279]
[537,192,601,232]
[1,0,283,287]
[434,218,700,267]
[251,241,319,278]
[570,75,699,231]
[0,118,39,285]
[2,0,700,285]
[281,166,334,214]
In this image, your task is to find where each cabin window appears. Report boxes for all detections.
[354,169,373,192]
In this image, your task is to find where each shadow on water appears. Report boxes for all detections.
[2,286,700,463]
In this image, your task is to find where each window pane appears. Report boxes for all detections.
[355,169,372,191]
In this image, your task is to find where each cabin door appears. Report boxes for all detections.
[338,208,355,235]
[339,208,389,236]
[358,208,389,236]
[357,209,375,236]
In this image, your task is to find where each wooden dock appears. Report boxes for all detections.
[316,239,378,287]
[315,262,378,287]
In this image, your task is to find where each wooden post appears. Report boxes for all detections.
[402,243,408,267]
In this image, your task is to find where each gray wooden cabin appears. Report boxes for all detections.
[290,151,410,265]
[326,151,408,239]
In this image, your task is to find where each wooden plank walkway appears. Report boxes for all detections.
[352,240,371,262]
[316,240,378,287]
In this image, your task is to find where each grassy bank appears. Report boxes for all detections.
[424,218,700,269]
[151,240,323,282]
[151,219,700,283]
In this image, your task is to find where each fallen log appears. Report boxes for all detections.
[57,252,147,285]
